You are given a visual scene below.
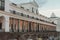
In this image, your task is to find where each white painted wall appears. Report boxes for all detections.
[56,18,60,32]
[4,0,52,23]
[20,3,38,14]
[10,5,52,23]
[50,18,58,24]
[0,0,56,32]
[5,0,12,12]
[49,17,60,31]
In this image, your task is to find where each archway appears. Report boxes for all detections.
[0,15,9,32]
[0,16,4,32]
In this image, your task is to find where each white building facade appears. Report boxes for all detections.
[0,0,56,33]
[0,0,59,40]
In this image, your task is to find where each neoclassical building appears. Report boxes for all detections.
[0,0,59,40]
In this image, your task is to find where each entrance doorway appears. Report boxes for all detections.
[0,23,2,32]
[0,23,2,29]
[29,22,31,32]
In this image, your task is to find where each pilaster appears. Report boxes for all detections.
[4,16,9,32]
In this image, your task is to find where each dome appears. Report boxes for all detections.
[50,12,57,18]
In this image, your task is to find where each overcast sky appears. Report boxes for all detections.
[10,0,60,17]
[39,0,60,17]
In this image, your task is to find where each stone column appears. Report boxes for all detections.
[4,16,9,32]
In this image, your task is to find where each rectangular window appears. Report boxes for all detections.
[13,10,16,14]
[36,10,38,14]
[0,0,5,10]
[27,9,29,11]
[12,3,17,6]
[27,15,29,18]
[0,1,1,8]
[21,6,24,9]
[32,7,34,13]
[21,13,23,16]
[9,10,13,13]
